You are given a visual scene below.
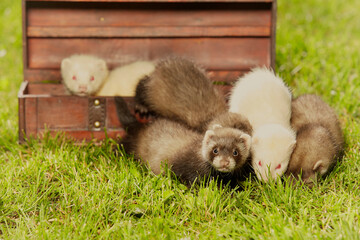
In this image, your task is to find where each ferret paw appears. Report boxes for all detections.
[134,104,156,123]
[135,103,150,116]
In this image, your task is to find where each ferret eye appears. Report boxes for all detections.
[72,75,77,80]
[233,150,238,156]
[90,76,95,81]
[213,148,218,154]
[275,164,281,170]
[258,161,262,167]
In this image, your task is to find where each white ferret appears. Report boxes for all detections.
[61,54,155,96]
[229,68,296,182]
[97,60,155,97]
[61,55,109,96]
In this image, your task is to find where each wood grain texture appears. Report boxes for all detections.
[27,5,271,28]
[24,97,37,136]
[28,38,270,70]
[37,97,89,129]
[18,97,26,143]
[26,82,67,95]
[20,0,276,143]
[106,98,122,128]
[27,26,271,38]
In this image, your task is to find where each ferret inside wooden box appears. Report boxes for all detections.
[18,0,277,143]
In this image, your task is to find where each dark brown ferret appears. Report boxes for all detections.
[286,94,344,185]
[115,97,252,187]
[135,57,228,132]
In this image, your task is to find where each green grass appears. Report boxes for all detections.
[1,0,360,239]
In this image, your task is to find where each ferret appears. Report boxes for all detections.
[61,54,155,97]
[251,124,296,182]
[134,57,228,132]
[229,67,293,128]
[115,97,252,186]
[96,61,155,97]
[285,94,344,185]
[207,111,253,135]
[228,67,296,182]
[61,54,109,96]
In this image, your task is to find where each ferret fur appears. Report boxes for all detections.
[115,97,252,186]
[228,68,296,182]
[61,54,154,96]
[251,124,296,182]
[61,54,109,96]
[96,61,155,96]
[134,57,228,132]
[229,68,292,128]
[286,94,344,185]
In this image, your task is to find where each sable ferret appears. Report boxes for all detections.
[61,54,155,96]
[134,57,228,132]
[115,97,252,186]
[228,68,296,182]
[286,94,344,185]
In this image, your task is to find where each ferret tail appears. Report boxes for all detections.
[114,97,138,130]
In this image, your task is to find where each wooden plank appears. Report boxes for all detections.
[107,98,122,129]
[24,97,38,136]
[37,97,88,129]
[270,0,277,69]
[18,97,26,143]
[27,82,67,95]
[27,6,271,28]
[27,38,271,71]
[27,26,270,38]
[22,0,28,75]
[18,82,29,143]
[24,69,61,83]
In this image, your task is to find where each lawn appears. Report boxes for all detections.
[1,0,360,239]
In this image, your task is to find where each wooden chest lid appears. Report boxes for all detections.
[22,0,276,84]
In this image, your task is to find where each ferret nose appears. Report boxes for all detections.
[221,159,230,167]
[78,85,88,92]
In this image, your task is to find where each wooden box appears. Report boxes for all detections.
[18,0,277,143]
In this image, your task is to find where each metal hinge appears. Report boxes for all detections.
[88,98,106,131]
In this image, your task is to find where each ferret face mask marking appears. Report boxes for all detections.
[201,124,251,173]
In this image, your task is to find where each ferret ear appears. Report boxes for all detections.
[240,133,252,150]
[211,124,222,130]
[203,130,215,144]
[97,59,107,71]
[202,130,215,159]
[313,160,327,175]
[61,58,71,70]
